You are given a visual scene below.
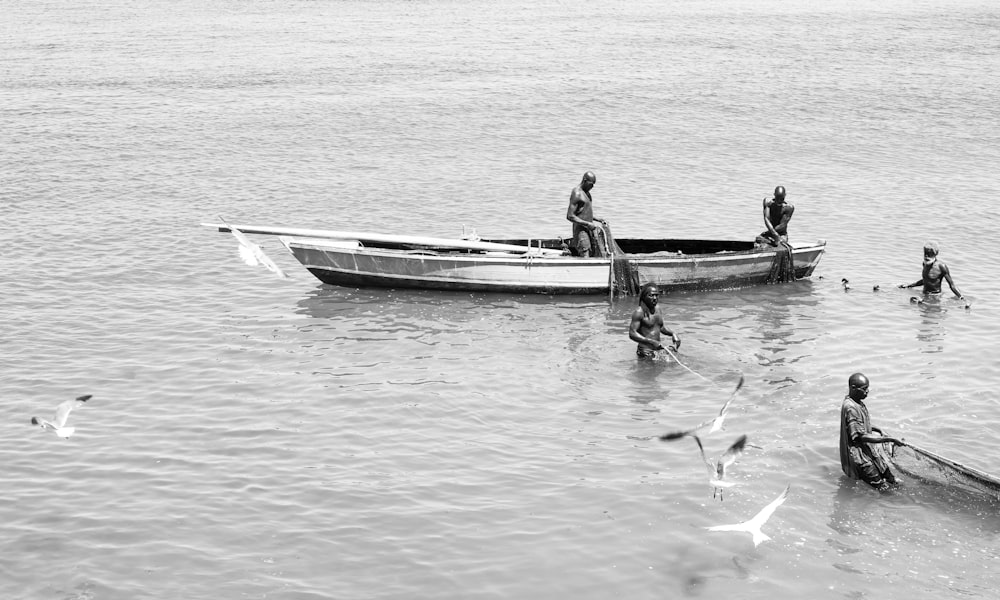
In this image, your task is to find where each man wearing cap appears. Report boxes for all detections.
[898,241,964,299]
[839,373,903,491]
[755,185,795,247]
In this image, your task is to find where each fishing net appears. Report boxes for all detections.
[889,442,1000,501]
[765,240,795,284]
[597,223,640,297]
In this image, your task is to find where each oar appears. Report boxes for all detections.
[659,373,745,441]
[202,222,565,256]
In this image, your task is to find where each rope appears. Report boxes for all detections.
[662,346,719,386]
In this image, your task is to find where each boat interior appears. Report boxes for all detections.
[489,238,760,256]
[304,236,762,257]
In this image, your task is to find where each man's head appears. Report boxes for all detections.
[774,186,786,202]
[582,171,597,191]
[848,372,869,401]
[639,283,660,308]
[923,241,940,259]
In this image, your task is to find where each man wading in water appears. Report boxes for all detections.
[839,373,903,492]
[898,241,964,300]
[628,284,681,360]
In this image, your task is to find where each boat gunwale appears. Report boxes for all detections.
[282,235,827,265]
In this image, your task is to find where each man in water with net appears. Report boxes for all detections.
[628,284,681,360]
[839,373,904,491]
[898,241,964,300]
[566,171,606,257]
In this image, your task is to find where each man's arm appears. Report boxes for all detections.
[761,198,779,238]
[566,194,583,224]
[853,428,902,446]
[566,193,597,229]
[774,204,794,235]
[941,263,963,298]
[899,278,923,289]
[659,323,680,349]
[845,407,902,446]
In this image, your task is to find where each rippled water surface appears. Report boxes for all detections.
[3,0,1000,598]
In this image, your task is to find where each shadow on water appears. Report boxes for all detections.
[621,353,683,405]
[667,280,823,390]
[910,294,957,351]
[293,284,607,322]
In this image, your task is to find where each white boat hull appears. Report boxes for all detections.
[279,236,827,295]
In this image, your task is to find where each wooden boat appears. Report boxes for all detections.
[205,223,826,295]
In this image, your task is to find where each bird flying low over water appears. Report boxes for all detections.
[706,484,790,547]
[693,434,747,501]
[658,374,744,441]
[31,395,92,438]
[220,217,287,278]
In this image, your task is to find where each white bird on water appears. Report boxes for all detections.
[31,394,92,438]
[706,484,790,547]
[693,434,747,501]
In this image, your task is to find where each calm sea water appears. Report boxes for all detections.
[3,0,999,598]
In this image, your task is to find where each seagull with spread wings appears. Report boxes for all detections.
[31,394,92,438]
[658,374,744,441]
[706,484,790,547]
[693,433,748,501]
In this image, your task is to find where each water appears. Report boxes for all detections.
[3,0,1000,598]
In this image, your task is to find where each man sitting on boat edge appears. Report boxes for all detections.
[756,185,794,247]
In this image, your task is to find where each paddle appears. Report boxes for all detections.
[659,373,746,441]
[202,222,565,256]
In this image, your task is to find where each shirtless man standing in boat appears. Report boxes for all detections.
[898,241,964,299]
[629,283,681,359]
[566,171,606,257]
[755,186,794,247]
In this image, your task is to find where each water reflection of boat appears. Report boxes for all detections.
[205,223,826,295]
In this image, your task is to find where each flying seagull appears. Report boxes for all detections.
[659,373,744,440]
[693,434,748,501]
[220,217,287,278]
[706,484,790,547]
[31,394,92,438]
